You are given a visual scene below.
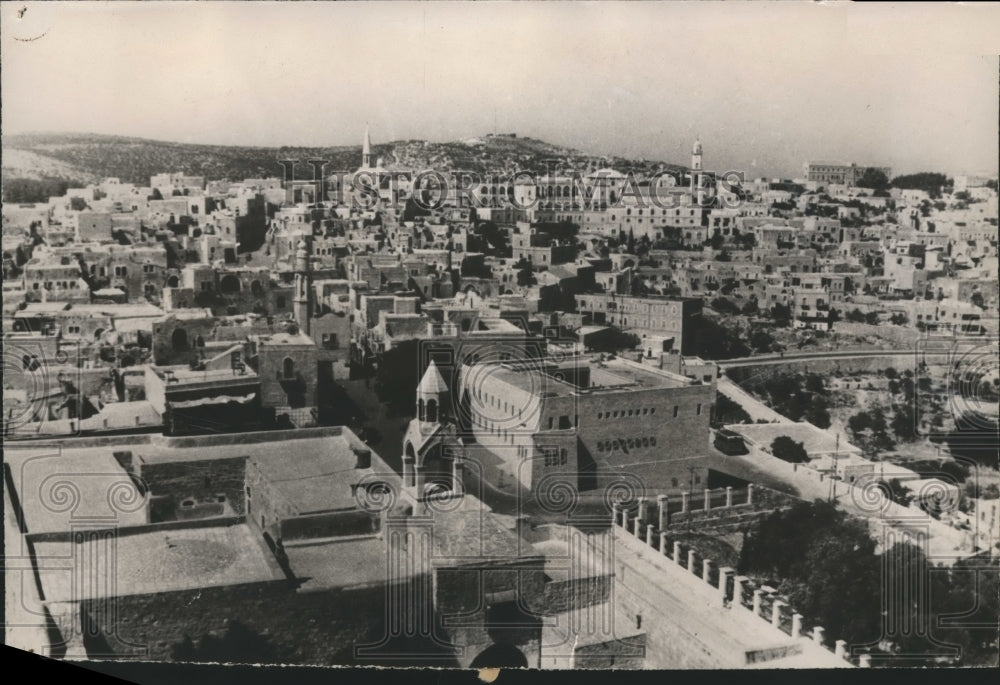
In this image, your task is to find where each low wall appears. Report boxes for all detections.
[611,510,860,668]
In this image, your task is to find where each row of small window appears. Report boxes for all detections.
[476,416,520,445]
[478,392,524,418]
[32,281,81,290]
[597,437,657,452]
[597,404,702,420]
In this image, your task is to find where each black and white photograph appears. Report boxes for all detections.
[2,0,999,675]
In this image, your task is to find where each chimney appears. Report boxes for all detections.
[354,448,372,469]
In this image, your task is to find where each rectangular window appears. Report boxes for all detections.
[673,406,679,418]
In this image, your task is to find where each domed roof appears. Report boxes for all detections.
[417,360,449,395]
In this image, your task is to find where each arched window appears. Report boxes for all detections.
[418,398,425,422]
[426,399,438,423]
[282,357,295,379]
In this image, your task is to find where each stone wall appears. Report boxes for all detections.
[79,578,427,664]
[135,455,247,518]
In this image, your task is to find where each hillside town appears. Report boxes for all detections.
[3,124,998,669]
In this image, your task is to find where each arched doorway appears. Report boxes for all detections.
[220,274,241,295]
[470,644,527,669]
[171,328,188,351]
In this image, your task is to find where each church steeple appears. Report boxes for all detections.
[691,137,703,172]
[362,125,372,169]
[416,360,448,427]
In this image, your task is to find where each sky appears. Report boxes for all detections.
[3,1,999,179]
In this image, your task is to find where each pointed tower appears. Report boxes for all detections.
[416,360,449,430]
[293,239,311,336]
[362,125,372,170]
[691,137,703,172]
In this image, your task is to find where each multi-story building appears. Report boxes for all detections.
[806,162,892,187]
[575,294,702,355]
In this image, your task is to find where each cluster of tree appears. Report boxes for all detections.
[3,177,86,203]
[855,168,890,192]
[760,372,831,427]
[963,481,1000,500]
[933,412,1000,471]
[891,172,952,199]
[709,393,752,429]
[687,317,750,360]
[538,220,580,243]
[740,500,999,665]
[373,339,423,418]
[770,435,809,463]
[845,308,880,325]
[710,297,741,315]
[475,221,510,256]
[688,315,782,359]
[847,407,896,453]
[588,329,640,354]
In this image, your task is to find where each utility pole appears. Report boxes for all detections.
[829,432,839,503]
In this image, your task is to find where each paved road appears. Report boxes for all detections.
[718,349,913,368]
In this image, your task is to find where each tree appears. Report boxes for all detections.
[770,303,792,327]
[891,403,917,441]
[512,258,536,287]
[889,312,909,326]
[374,339,423,417]
[687,317,751,360]
[805,395,831,429]
[890,172,951,199]
[848,411,872,435]
[588,329,640,354]
[882,478,913,507]
[864,311,880,325]
[710,393,752,428]
[748,326,777,354]
[734,231,756,249]
[856,168,889,192]
[845,309,866,323]
[771,436,809,463]
[710,297,741,315]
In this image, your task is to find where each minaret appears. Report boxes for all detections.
[362,125,372,170]
[690,137,704,203]
[293,239,311,336]
[691,137,703,172]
